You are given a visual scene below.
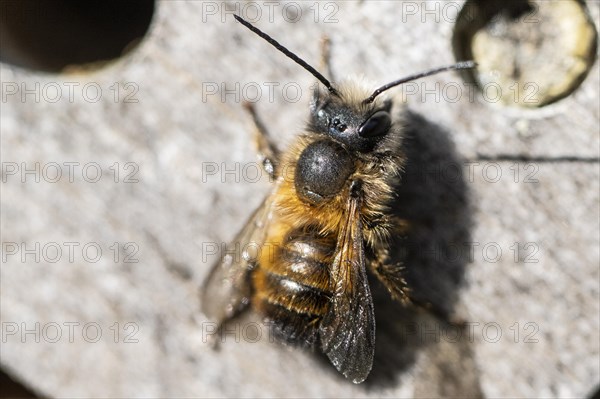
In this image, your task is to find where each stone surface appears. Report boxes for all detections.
[1,1,599,397]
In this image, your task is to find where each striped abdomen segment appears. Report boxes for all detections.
[253,227,335,346]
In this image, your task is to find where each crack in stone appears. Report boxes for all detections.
[473,154,600,163]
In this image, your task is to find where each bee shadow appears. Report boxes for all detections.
[364,110,477,389]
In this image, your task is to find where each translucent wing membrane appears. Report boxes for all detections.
[319,190,375,384]
[201,195,275,326]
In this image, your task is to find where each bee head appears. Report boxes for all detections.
[309,83,393,153]
[233,14,476,153]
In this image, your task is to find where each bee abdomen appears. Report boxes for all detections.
[253,227,335,346]
[254,271,330,316]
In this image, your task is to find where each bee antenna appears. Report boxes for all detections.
[363,61,477,104]
[234,14,338,95]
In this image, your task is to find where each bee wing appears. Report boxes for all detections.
[319,190,375,384]
[201,194,275,326]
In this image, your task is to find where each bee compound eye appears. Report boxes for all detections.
[358,111,391,138]
[295,140,355,205]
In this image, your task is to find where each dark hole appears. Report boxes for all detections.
[0,0,155,73]
[0,367,41,398]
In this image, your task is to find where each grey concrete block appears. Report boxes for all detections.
[1,1,598,397]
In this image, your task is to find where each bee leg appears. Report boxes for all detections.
[370,238,465,327]
[205,310,250,350]
[319,35,335,83]
[370,246,411,303]
[368,217,412,302]
[243,102,280,180]
[376,219,466,326]
[206,324,224,350]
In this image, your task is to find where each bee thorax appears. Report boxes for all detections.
[295,140,355,205]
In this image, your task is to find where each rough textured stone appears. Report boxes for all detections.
[1,1,598,397]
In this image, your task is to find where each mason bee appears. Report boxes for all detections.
[202,15,475,383]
